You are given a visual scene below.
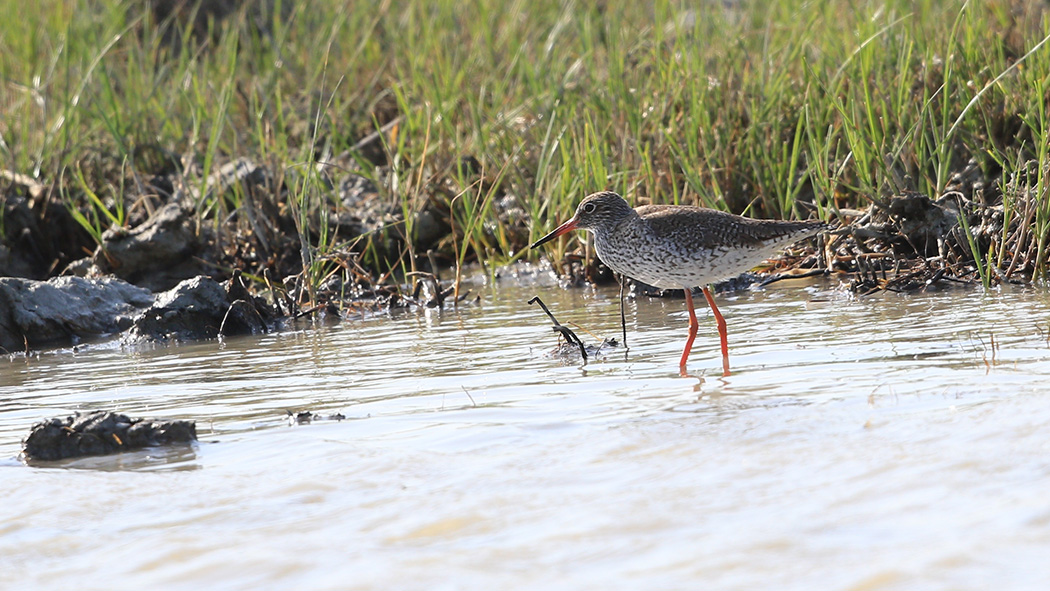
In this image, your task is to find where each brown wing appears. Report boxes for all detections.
[634,204,824,250]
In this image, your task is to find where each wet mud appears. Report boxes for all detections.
[22,411,197,462]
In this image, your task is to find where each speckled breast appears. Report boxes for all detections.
[593,232,781,290]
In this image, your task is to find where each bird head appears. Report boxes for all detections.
[530,191,633,248]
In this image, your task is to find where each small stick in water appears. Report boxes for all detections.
[528,296,588,361]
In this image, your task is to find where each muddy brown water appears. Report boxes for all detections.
[3,272,1050,589]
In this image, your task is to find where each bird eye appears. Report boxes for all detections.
[582,202,596,214]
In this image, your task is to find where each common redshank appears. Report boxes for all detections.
[531,191,826,375]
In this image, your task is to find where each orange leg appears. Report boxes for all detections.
[679,289,700,374]
[702,286,731,376]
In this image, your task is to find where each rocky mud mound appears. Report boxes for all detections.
[0,272,275,353]
[22,411,197,462]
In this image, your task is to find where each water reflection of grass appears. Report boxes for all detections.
[3,0,1049,289]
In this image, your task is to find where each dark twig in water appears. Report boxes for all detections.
[287,410,346,424]
[527,296,588,361]
[407,271,453,308]
[461,386,478,407]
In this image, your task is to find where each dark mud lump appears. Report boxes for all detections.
[22,411,197,461]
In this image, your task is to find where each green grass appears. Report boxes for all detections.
[2,0,1050,289]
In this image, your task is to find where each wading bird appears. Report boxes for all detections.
[531,191,825,376]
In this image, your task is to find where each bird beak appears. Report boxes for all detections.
[530,216,580,248]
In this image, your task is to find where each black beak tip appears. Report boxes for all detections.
[529,232,557,249]
[530,218,577,250]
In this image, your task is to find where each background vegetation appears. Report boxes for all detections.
[2,0,1049,291]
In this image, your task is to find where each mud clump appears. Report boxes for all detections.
[22,411,197,461]
[0,273,275,353]
[91,202,206,292]
[0,276,153,352]
[126,273,274,343]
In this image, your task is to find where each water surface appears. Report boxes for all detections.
[3,272,1050,590]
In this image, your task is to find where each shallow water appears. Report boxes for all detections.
[3,271,1050,590]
